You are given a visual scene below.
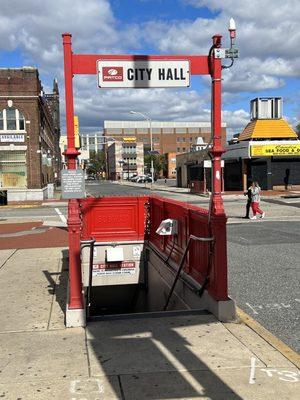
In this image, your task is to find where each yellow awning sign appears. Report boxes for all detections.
[251,144,300,157]
[123,137,136,142]
[74,115,80,149]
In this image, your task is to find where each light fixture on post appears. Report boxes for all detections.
[208,18,239,216]
[118,159,125,181]
[130,110,154,184]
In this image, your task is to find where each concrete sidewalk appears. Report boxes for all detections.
[0,247,299,399]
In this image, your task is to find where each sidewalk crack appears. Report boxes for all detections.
[46,258,60,330]
[84,328,92,378]
[0,248,18,272]
[222,321,267,367]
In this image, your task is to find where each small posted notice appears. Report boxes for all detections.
[92,261,136,277]
[61,169,85,199]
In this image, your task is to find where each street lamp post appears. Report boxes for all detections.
[130,111,154,183]
[118,159,125,181]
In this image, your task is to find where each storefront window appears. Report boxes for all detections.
[0,151,27,188]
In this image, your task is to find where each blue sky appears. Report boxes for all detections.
[110,0,218,23]
[0,0,299,137]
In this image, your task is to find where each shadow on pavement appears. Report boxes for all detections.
[87,314,244,400]
[43,249,68,316]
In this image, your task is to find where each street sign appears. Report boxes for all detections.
[97,60,190,88]
[61,169,85,199]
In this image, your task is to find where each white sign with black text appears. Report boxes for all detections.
[0,134,24,143]
[97,60,190,88]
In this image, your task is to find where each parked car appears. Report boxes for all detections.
[136,175,153,183]
[130,174,139,182]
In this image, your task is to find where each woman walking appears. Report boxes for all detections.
[250,181,265,220]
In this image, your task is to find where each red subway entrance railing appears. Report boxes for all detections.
[148,196,228,301]
[79,195,228,302]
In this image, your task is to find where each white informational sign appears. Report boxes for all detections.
[204,160,225,168]
[132,246,141,259]
[97,60,190,88]
[0,134,24,143]
[92,262,136,277]
[61,169,86,199]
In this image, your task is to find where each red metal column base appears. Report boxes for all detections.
[68,198,84,309]
[210,193,226,216]
[210,149,226,217]
[209,214,228,300]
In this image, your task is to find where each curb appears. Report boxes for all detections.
[0,204,41,209]
[117,181,191,195]
[236,307,300,369]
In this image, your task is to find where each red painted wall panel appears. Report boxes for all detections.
[80,196,149,241]
[79,195,228,301]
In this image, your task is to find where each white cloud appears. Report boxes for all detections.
[0,0,299,132]
[142,0,300,91]
[0,0,133,71]
[73,75,212,131]
[71,74,249,139]
[222,109,250,138]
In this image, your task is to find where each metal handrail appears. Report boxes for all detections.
[164,235,214,311]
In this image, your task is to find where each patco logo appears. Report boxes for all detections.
[102,67,123,81]
[108,69,118,75]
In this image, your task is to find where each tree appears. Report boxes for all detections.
[144,154,167,177]
[295,123,300,139]
[86,150,106,176]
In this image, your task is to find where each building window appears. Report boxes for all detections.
[107,128,122,134]
[177,147,181,152]
[162,128,173,134]
[137,128,148,134]
[152,128,161,134]
[0,111,3,130]
[0,150,27,188]
[190,137,193,142]
[188,128,200,134]
[182,147,186,151]
[124,128,135,135]
[0,108,25,132]
[175,128,186,134]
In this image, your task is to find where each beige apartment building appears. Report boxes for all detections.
[107,141,144,180]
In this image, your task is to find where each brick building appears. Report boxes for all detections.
[0,68,61,201]
[103,121,227,155]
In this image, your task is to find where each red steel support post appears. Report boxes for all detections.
[62,33,83,309]
[210,34,226,216]
[208,35,228,300]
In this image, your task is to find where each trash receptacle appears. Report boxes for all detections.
[0,190,7,206]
